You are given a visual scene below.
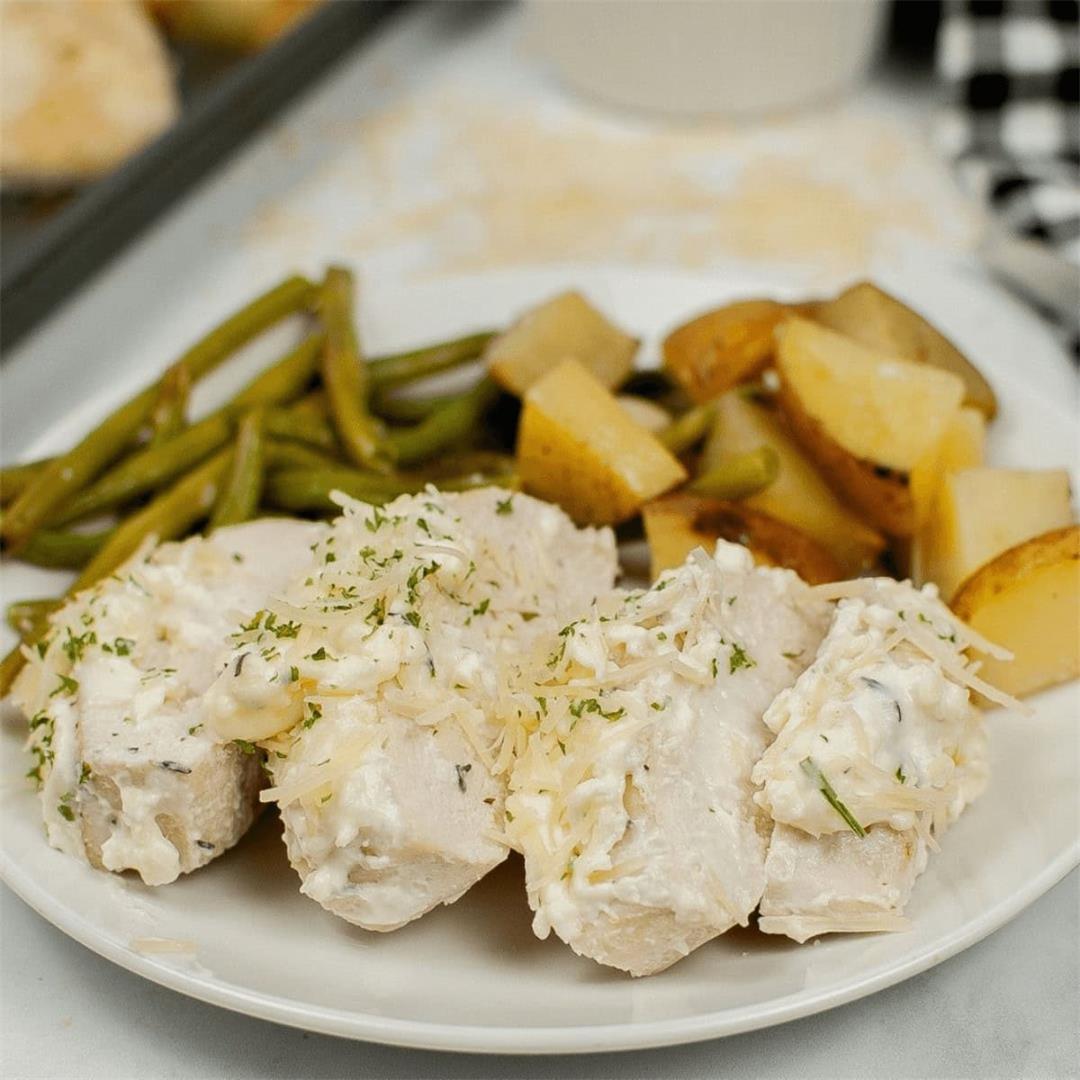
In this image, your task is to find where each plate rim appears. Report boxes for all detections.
[3,836,1077,1053]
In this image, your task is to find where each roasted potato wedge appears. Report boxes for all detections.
[702,390,884,576]
[486,291,638,396]
[952,526,1079,698]
[643,493,843,585]
[813,281,997,418]
[518,358,686,526]
[775,317,965,537]
[909,406,987,527]
[916,467,1074,601]
[908,407,987,581]
[616,395,671,433]
[662,299,789,403]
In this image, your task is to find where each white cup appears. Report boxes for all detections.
[527,0,889,117]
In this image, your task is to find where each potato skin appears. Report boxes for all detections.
[951,526,1079,698]
[812,282,998,419]
[662,300,788,403]
[952,525,1079,619]
[776,376,914,537]
[643,493,843,585]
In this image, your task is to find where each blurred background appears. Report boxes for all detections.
[1,0,1077,353]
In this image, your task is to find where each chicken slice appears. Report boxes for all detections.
[503,542,830,976]
[757,823,926,942]
[205,488,618,931]
[753,577,1009,941]
[11,519,322,886]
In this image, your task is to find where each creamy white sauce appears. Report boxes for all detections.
[754,583,988,841]
[504,541,830,975]
[12,520,322,884]
[206,488,618,932]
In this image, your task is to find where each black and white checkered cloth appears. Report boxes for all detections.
[936,0,1079,353]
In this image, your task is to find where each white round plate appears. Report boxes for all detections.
[2,264,1077,1054]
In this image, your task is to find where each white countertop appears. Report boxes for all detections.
[2,5,1077,1077]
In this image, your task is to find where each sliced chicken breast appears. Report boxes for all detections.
[504,542,830,976]
[753,577,1010,941]
[758,823,926,942]
[206,489,617,931]
[11,519,322,886]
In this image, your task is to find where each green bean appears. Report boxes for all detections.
[386,377,500,467]
[318,267,388,471]
[368,331,496,389]
[371,388,467,424]
[1,459,49,506]
[52,415,233,526]
[422,450,517,480]
[289,389,328,417]
[264,461,515,515]
[147,362,191,448]
[689,446,780,501]
[0,646,27,697]
[22,528,111,569]
[264,439,342,471]
[263,407,337,450]
[660,403,717,456]
[72,449,233,592]
[2,275,315,552]
[230,331,324,411]
[6,599,59,640]
[209,412,264,530]
[51,333,325,527]
[264,467,415,514]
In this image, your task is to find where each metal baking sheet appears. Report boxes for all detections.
[0,0,402,355]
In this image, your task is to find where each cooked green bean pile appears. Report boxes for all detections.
[0,268,509,693]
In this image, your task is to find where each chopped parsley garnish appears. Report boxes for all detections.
[57,802,75,823]
[308,646,333,661]
[895,765,907,784]
[233,739,258,755]
[403,610,422,629]
[496,495,514,515]
[49,674,79,698]
[472,598,490,617]
[79,762,92,784]
[728,642,756,674]
[62,627,97,663]
[800,757,866,838]
[289,666,300,683]
[304,702,323,729]
[521,611,539,622]
[568,698,625,722]
[365,506,389,533]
